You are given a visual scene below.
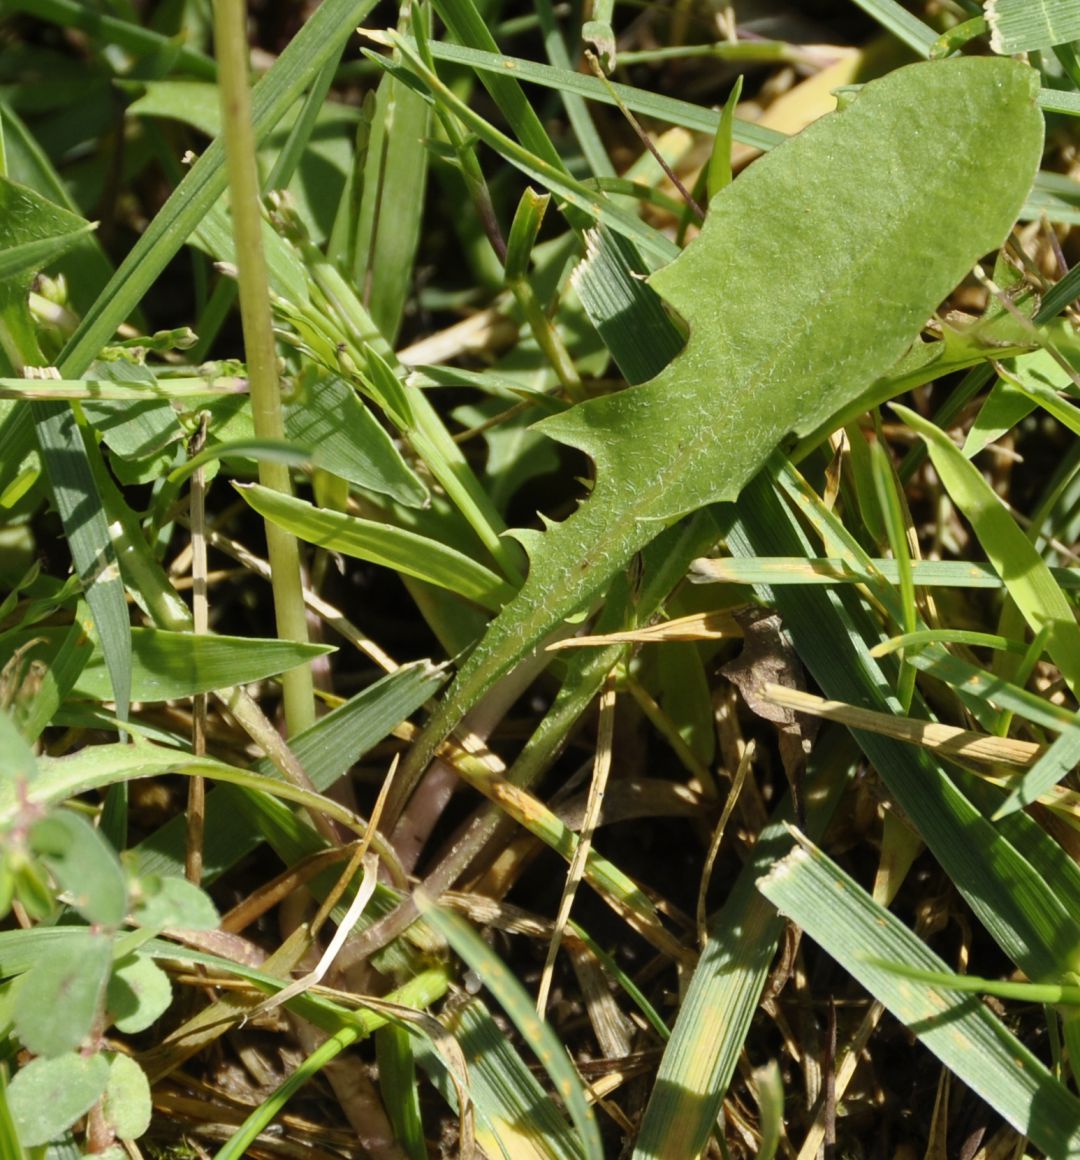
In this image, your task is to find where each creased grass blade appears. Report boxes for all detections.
[351,26,431,345]
[57,0,380,378]
[757,834,1080,1157]
[632,732,853,1159]
[30,407,131,727]
[415,998,580,1160]
[689,555,1080,590]
[896,403,1080,703]
[731,471,1080,996]
[987,0,1080,52]
[417,897,603,1160]
[237,482,516,611]
[993,723,1080,819]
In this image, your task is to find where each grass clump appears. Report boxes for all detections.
[1,2,1079,1157]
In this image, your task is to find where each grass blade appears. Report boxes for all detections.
[417,897,603,1159]
[237,482,517,611]
[758,833,1080,1157]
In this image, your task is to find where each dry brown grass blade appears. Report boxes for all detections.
[546,608,743,649]
[537,674,617,1017]
[759,684,1041,769]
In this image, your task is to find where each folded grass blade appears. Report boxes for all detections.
[758,834,1080,1157]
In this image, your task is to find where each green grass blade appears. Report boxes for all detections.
[846,0,937,54]
[237,482,517,611]
[993,724,1080,819]
[758,834,1080,1157]
[377,37,678,264]
[56,0,380,378]
[23,627,332,703]
[572,228,684,384]
[691,555,1080,590]
[896,403,1080,705]
[30,406,131,726]
[987,0,1080,52]
[632,732,854,1159]
[533,0,614,179]
[429,0,566,170]
[382,36,785,151]
[731,471,1080,987]
[133,662,443,883]
[351,33,431,344]
[417,998,580,1160]
[375,1023,426,1160]
[417,898,603,1159]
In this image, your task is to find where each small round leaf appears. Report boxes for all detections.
[101,1053,151,1141]
[30,810,127,927]
[131,874,218,932]
[7,1053,109,1147]
[13,930,112,1057]
[107,955,172,1034]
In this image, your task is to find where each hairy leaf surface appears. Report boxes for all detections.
[397,58,1044,801]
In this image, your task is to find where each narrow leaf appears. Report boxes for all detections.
[987,0,1080,52]
[758,835,1080,1157]
[238,483,516,611]
[895,403,1080,703]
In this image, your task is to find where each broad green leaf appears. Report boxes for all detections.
[757,836,1080,1157]
[0,176,93,357]
[987,0,1080,52]
[0,707,37,783]
[106,955,173,1034]
[100,1054,151,1141]
[130,875,219,932]
[238,483,516,611]
[12,929,112,1057]
[29,809,127,926]
[7,1053,109,1148]
[397,58,1044,808]
[127,80,222,136]
[0,223,96,285]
